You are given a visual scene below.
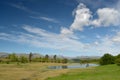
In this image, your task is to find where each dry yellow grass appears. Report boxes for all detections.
[0,63,69,80]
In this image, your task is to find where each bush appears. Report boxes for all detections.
[116,58,120,66]
[19,56,28,63]
[8,53,18,62]
[100,53,115,65]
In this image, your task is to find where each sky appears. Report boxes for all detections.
[0,0,120,57]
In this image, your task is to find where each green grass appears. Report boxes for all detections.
[46,64,120,80]
[0,63,120,80]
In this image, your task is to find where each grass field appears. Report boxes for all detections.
[46,64,120,80]
[0,63,120,80]
[0,63,69,80]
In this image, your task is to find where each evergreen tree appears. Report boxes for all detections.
[53,55,57,62]
[29,52,33,62]
[45,54,49,62]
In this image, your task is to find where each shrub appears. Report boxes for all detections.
[19,56,28,63]
[8,53,18,62]
[115,58,120,66]
[100,53,115,65]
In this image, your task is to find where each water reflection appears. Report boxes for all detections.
[86,63,89,67]
[48,63,98,69]
[62,65,68,69]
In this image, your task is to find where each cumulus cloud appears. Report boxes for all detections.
[92,8,120,27]
[60,27,79,40]
[58,2,120,44]
[70,3,92,31]
[61,27,73,35]
[70,3,120,32]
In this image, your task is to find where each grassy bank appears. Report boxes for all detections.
[46,64,120,80]
[0,63,68,80]
[0,63,120,80]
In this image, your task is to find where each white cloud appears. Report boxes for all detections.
[60,27,80,40]
[40,17,59,23]
[1,25,120,55]
[30,16,59,23]
[70,3,120,32]
[22,25,85,51]
[70,3,92,31]
[60,27,73,37]
[61,27,72,35]
[1,2,120,56]
[92,8,120,27]
[0,25,85,52]
[112,32,120,43]
[9,3,39,14]
[0,33,17,41]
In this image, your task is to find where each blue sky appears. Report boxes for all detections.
[0,0,120,57]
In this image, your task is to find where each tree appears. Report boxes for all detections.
[8,53,18,62]
[45,54,49,62]
[32,57,42,62]
[62,58,68,63]
[116,54,120,59]
[100,53,115,65]
[53,55,57,62]
[115,54,120,66]
[19,56,28,63]
[29,52,33,62]
[116,58,120,66]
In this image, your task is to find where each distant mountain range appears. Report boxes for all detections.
[0,52,43,58]
[76,56,100,59]
[0,52,101,59]
[68,56,100,63]
[0,52,9,58]
[0,52,65,59]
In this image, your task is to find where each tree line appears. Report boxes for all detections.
[0,53,68,64]
[100,53,120,66]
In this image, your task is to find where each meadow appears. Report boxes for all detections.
[0,62,120,80]
[0,63,68,80]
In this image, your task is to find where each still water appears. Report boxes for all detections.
[48,63,99,69]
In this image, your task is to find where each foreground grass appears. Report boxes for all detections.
[0,63,68,80]
[46,64,120,80]
[0,63,120,80]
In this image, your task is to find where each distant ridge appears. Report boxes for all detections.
[0,52,9,58]
[0,52,43,58]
